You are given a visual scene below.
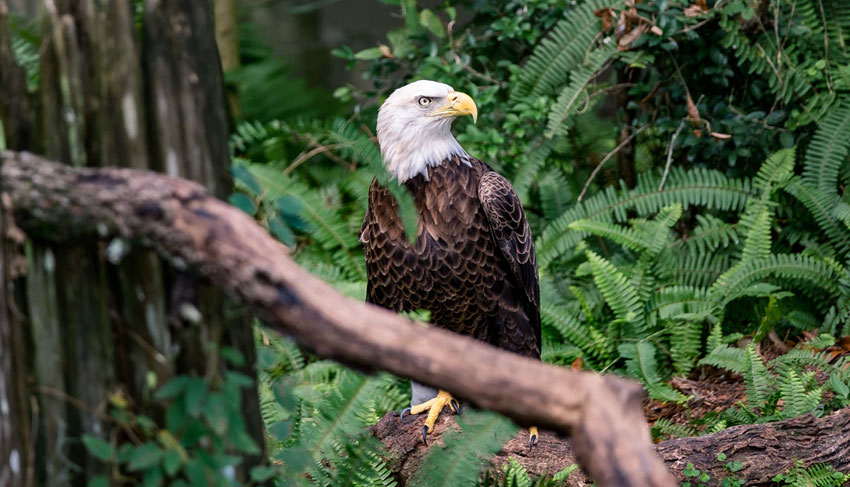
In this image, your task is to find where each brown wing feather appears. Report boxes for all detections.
[361,179,409,311]
[478,171,541,354]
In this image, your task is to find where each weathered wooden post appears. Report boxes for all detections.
[0,1,264,485]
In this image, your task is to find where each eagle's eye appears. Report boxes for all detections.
[417,96,432,107]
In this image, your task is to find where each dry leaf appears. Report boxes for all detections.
[686,93,701,125]
[595,7,615,31]
[650,25,663,35]
[618,24,647,50]
[571,357,583,370]
[683,4,707,17]
[696,0,708,8]
[710,132,732,140]
[379,44,393,58]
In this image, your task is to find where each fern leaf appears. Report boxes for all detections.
[586,251,645,336]
[802,96,850,193]
[249,163,365,279]
[620,341,688,402]
[411,411,517,487]
[512,139,553,202]
[779,368,823,419]
[514,0,608,99]
[538,167,753,268]
[710,254,840,305]
[743,345,772,410]
[569,219,648,252]
[784,178,850,255]
[740,205,774,262]
[649,286,714,321]
[545,47,614,138]
[657,252,731,289]
[754,147,796,195]
[669,214,739,256]
[699,344,747,373]
[667,320,703,376]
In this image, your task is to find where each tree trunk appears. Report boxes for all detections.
[374,408,850,486]
[0,2,263,485]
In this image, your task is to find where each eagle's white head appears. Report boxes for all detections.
[376,80,478,182]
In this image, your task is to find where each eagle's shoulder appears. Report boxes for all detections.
[361,179,406,244]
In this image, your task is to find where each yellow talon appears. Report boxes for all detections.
[529,426,539,448]
[404,390,456,445]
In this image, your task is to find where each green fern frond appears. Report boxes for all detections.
[513,0,608,99]
[586,251,645,336]
[538,169,574,221]
[512,139,553,203]
[8,17,40,91]
[545,47,615,138]
[667,320,704,376]
[710,254,840,305]
[739,205,774,262]
[720,16,815,106]
[779,368,823,419]
[619,341,688,402]
[651,417,697,441]
[784,178,850,255]
[802,96,850,193]
[669,215,740,256]
[411,411,517,487]
[699,344,747,374]
[649,286,714,321]
[754,148,796,195]
[538,167,753,268]
[501,458,532,487]
[658,252,731,289]
[539,301,593,353]
[743,345,773,410]
[774,459,850,487]
[248,164,366,279]
[569,219,648,252]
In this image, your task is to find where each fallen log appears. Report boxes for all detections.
[372,407,850,486]
[0,150,674,487]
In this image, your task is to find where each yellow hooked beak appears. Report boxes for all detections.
[427,91,478,123]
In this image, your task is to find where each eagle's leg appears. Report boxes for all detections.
[528,426,538,448]
[400,389,460,445]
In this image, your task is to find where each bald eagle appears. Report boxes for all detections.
[360,80,541,446]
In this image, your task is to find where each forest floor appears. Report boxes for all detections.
[646,335,850,439]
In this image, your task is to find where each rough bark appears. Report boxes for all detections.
[0,5,35,487]
[375,407,850,486]
[0,150,676,487]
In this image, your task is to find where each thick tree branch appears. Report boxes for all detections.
[374,408,850,486]
[0,150,675,487]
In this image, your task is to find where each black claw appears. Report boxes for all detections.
[400,407,411,420]
[529,434,538,449]
[450,399,462,414]
[422,425,429,446]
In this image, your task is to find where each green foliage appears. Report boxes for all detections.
[478,458,580,487]
[255,326,407,487]
[82,345,264,487]
[773,460,850,487]
[221,0,850,483]
[411,411,517,487]
[7,13,40,91]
